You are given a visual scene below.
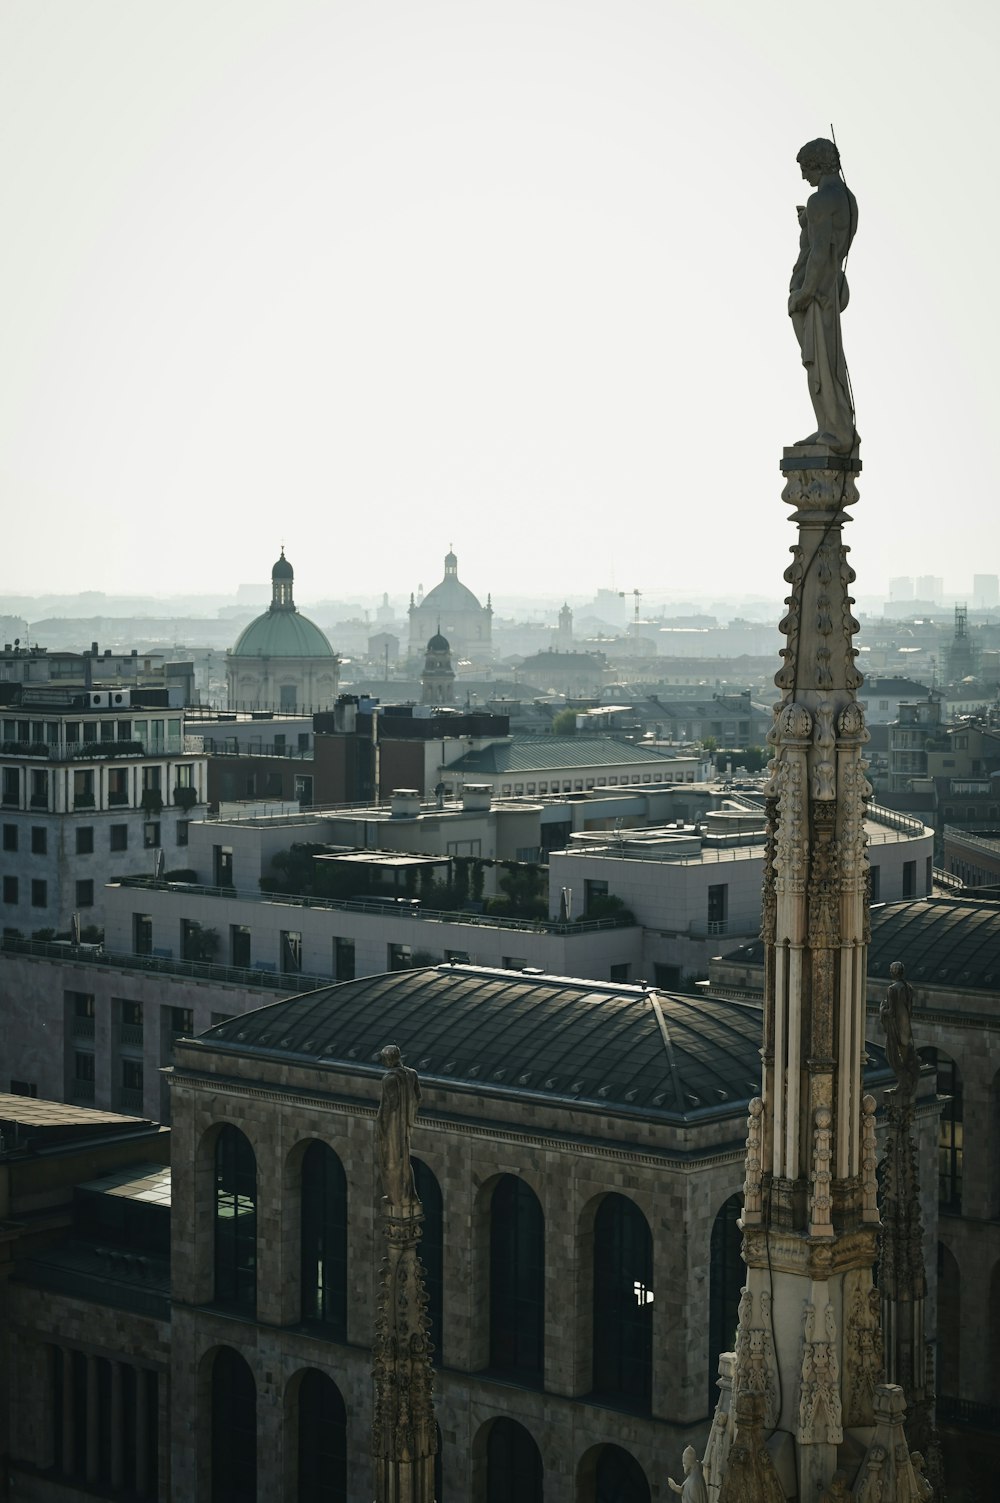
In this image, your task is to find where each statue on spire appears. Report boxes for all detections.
[789,137,859,454]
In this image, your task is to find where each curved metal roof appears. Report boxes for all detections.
[726,896,1000,993]
[196,966,769,1120]
[231,607,335,660]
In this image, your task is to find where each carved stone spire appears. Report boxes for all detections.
[704,141,935,1502]
[371,1046,437,1503]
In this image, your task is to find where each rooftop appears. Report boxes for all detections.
[443,736,689,775]
[190,964,889,1122]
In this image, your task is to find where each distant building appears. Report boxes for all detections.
[226,551,340,713]
[407,549,492,662]
[973,573,999,610]
[420,631,455,705]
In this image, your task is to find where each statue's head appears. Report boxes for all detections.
[379,1043,402,1068]
[889,961,906,981]
[796,137,841,183]
[682,1446,697,1472]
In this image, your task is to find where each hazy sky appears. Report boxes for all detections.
[2,0,996,607]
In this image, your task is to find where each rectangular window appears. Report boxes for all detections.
[869,865,880,902]
[31,879,47,908]
[445,948,470,964]
[110,824,128,852]
[142,765,162,793]
[73,769,95,808]
[2,876,17,904]
[213,846,234,887]
[2,768,20,806]
[108,767,129,806]
[707,883,729,931]
[143,821,161,848]
[281,930,302,973]
[2,825,16,852]
[176,820,190,846]
[122,1058,143,1091]
[120,998,143,1028]
[133,913,153,955]
[75,826,94,855]
[610,962,631,983]
[584,879,609,915]
[31,826,47,855]
[175,763,193,789]
[9,1079,37,1097]
[170,1006,194,1037]
[388,943,412,971]
[29,768,49,808]
[74,1050,96,1080]
[231,924,252,969]
[75,879,94,908]
[334,937,355,981]
[902,860,916,898]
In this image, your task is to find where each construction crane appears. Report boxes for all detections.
[619,588,642,642]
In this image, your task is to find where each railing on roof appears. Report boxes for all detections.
[866,801,929,835]
[932,866,964,892]
[942,825,1000,853]
[112,876,636,934]
[1,936,330,994]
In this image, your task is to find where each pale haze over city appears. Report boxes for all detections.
[1,0,996,610]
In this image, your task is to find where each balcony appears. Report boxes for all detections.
[119,1022,144,1047]
[118,1086,144,1113]
[72,1077,96,1102]
[72,1016,96,1039]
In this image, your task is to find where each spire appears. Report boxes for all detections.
[270,547,295,611]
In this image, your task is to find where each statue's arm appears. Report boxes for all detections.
[789,191,837,309]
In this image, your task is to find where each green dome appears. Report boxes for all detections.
[231,608,335,659]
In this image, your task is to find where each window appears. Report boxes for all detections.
[110,823,128,852]
[592,1195,653,1410]
[29,768,48,808]
[133,913,153,955]
[215,1127,257,1312]
[108,768,128,806]
[300,1141,347,1335]
[10,1079,37,1097]
[709,1194,745,1408]
[75,826,94,855]
[2,768,19,806]
[297,1371,346,1502]
[388,943,412,971]
[869,865,881,902]
[141,765,162,793]
[489,1176,544,1382]
[610,963,631,983]
[230,925,252,969]
[73,1050,96,1100]
[281,930,302,973]
[923,1049,963,1212]
[486,1420,542,1503]
[120,1058,143,1109]
[334,937,355,981]
[708,883,729,932]
[584,878,609,915]
[75,879,94,908]
[902,860,916,898]
[73,769,95,808]
[2,825,16,852]
[2,876,17,904]
[170,1007,194,1037]
[31,826,47,855]
[120,998,143,1028]
[211,1348,256,1503]
[294,774,313,806]
[143,821,161,848]
[31,879,47,908]
[213,846,234,887]
[175,763,193,789]
[176,820,190,847]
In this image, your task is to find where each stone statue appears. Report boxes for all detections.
[880,962,920,1104]
[818,1470,851,1503]
[376,1044,421,1209]
[668,1446,709,1503]
[788,138,858,454]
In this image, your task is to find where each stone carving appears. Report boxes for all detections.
[702,1352,735,1503]
[838,755,872,886]
[777,701,812,742]
[732,1287,779,1429]
[760,802,778,945]
[781,462,860,513]
[775,751,807,892]
[861,1093,879,1223]
[808,806,840,946]
[809,1105,833,1237]
[909,1451,933,1502]
[371,1048,437,1502]
[668,1446,709,1503]
[853,1386,932,1503]
[844,1283,883,1426]
[717,1391,785,1503]
[880,962,919,1105]
[817,1471,851,1503]
[837,700,866,740]
[789,138,858,454]
[742,1099,764,1223]
[840,547,865,689]
[376,1043,421,1209]
[797,1301,843,1445]
[811,699,836,799]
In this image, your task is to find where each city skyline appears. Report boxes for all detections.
[2,1,997,603]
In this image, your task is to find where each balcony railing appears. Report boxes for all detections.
[118,1086,144,1112]
[119,1022,144,1047]
[0,737,186,761]
[937,1396,1000,1434]
[72,1077,96,1102]
[72,1016,96,1039]
[3,935,331,995]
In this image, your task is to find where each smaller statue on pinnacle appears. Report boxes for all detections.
[376,1043,421,1210]
[789,137,859,454]
[668,1447,708,1503]
[880,961,920,1106]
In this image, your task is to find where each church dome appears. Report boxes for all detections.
[231,547,335,659]
[421,549,483,614]
[427,630,450,652]
[231,611,335,659]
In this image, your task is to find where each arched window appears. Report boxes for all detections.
[486,1418,543,1503]
[413,1158,443,1363]
[297,1369,346,1503]
[211,1348,256,1503]
[489,1176,544,1383]
[708,1193,744,1411]
[301,1141,347,1336]
[594,1445,651,1503]
[937,1242,961,1399]
[215,1127,257,1312]
[921,1048,963,1211]
[592,1195,653,1410]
